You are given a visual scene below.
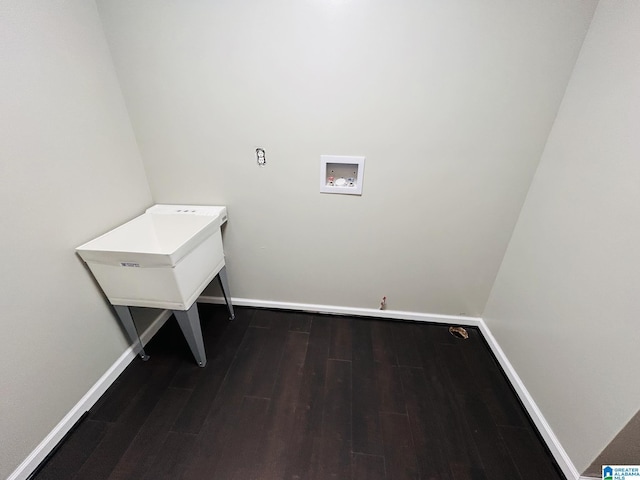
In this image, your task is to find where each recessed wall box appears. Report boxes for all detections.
[320,155,365,195]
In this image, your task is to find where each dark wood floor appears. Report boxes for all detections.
[32,305,564,480]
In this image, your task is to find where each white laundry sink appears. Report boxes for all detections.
[76,205,228,310]
[77,204,234,367]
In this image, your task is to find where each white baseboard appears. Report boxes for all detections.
[197,295,483,326]
[12,298,583,480]
[8,309,172,480]
[478,322,581,480]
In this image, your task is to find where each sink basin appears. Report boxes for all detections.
[76,205,227,310]
[77,204,234,367]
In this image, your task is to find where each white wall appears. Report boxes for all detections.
[96,0,597,316]
[484,0,640,473]
[0,1,152,477]
[5,1,628,476]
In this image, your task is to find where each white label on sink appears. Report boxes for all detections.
[119,262,141,268]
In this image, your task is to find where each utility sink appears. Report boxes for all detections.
[76,204,235,367]
[77,204,228,310]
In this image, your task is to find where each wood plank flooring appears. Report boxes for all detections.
[31,305,565,480]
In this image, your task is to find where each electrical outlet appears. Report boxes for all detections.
[256,148,266,167]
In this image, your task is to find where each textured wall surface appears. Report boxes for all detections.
[0,1,152,477]
[484,0,640,472]
[97,0,596,316]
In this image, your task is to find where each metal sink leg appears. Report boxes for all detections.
[174,303,207,367]
[217,265,235,320]
[113,305,150,361]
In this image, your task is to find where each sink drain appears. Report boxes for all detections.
[449,326,469,339]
